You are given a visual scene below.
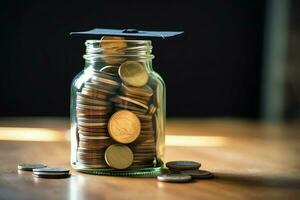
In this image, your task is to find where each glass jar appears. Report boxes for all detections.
[70,38,165,177]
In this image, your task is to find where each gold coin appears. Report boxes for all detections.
[100,36,128,65]
[104,144,133,169]
[108,110,141,144]
[100,36,127,50]
[119,61,148,87]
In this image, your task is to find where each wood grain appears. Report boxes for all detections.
[0,117,299,200]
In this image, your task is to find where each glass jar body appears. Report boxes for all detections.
[70,39,165,176]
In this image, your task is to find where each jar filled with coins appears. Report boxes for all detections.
[70,37,165,176]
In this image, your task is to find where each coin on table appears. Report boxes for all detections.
[104,144,133,169]
[32,167,70,178]
[18,163,47,171]
[157,174,192,183]
[181,170,214,179]
[119,61,148,87]
[33,167,70,173]
[33,171,70,179]
[166,161,201,171]
[108,110,141,144]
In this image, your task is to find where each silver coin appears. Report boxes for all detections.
[166,161,201,171]
[18,163,47,171]
[33,171,69,176]
[33,167,69,173]
[181,170,214,179]
[157,174,192,183]
[33,174,70,179]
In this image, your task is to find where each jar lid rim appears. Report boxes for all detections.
[85,39,152,43]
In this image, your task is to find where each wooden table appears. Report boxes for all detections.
[0,118,299,200]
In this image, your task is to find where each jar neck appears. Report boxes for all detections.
[83,39,155,71]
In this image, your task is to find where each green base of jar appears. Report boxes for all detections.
[76,161,163,177]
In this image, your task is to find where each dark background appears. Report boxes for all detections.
[0,0,265,117]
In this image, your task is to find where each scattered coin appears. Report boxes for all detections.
[181,170,214,179]
[32,167,70,178]
[166,161,201,171]
[157,174,192,183]
[18,163,47,171]
[33,167,70,173]
[104,144,134,169]
[108,110,141,144]
[119,61,149,87]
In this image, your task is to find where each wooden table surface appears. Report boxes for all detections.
[0,118,299,200]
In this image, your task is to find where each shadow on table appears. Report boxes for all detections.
[214,172,300,189]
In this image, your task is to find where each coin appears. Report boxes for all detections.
[121,84,153,97]
[77,163,108,168]
[132,113,153,121]
[100,36,127,64]
[18,163,47,171]
[81,88,109,100]
[181,170,214,179]
[115,104,148,114]
[84,82,116,95]
[119,61,148,87]
[33,167,69,173]
[100,65,119,76]
[77,158,107,164]
[100,36,127,50]
[157,174,192,183]
[79,135,110,140]
[78,130,108,137]
[116,95,149,110]
[91,76,120,87]
[79,140,113,149]
[78,147,106,153]
[33,174,70,179]
[77,93,111,106]
[77,153,104,159]
[104,144,133,169]
[166,161,201,171]
[77,117,108,123]
[148,104,157,115]
[77,108,111,116]
[108,110,141,144]
[93,69,119,78]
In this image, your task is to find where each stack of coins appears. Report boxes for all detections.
[75,38,159,170]
[157,161,214,183]
[76,66,121,168]
[112,60,157,168]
